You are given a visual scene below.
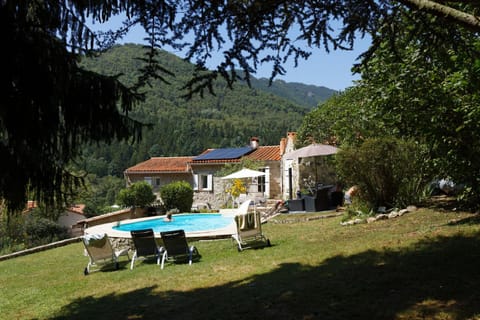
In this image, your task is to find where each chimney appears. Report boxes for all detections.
[250,137,259,149]
[279,138,286,156]
[287,132,297,143]
[285,132,297,153]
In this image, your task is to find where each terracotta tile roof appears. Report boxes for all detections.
[246,146,281,161]
[125,157,193,173]
[66,204,85,215]
[23,201,85,216]
[125,146,281,171]
[190,146,280,164]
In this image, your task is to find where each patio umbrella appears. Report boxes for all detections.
[284,143,338,159]
[284,144,338,193]
[221,168,266,180]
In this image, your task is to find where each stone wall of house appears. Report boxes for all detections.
[192,177,226,210]
[269,163,282,199]
[192,167,284,210]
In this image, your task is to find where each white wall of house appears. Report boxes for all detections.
[58,211,85,235]
[281,132,299,200]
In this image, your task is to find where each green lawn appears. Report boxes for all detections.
[1,208,480,319]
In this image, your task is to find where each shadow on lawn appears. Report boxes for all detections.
[447,213,480,226]
[53,233,480,320]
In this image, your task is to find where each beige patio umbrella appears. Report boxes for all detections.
[284,144,339,195]
[284,143,338,159]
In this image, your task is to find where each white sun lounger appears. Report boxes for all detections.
[82,233,130,275]
[231,207,271,251]
[221,200,252,217]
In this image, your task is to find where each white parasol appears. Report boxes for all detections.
[221,168,266,180]
[221,168,266,212]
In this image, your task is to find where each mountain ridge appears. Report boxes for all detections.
[249,77,337,109]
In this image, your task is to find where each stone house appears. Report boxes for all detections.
[124,134,298,210]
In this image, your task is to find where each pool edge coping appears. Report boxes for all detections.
[84,213,237,239]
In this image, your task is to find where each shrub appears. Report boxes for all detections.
[336,137,431,210]
[1,206,70,254]
[225,178,247,204]
[160,181,194,213]
[23,215,68,248]
[117,181,156,208]
[341,197,374,221]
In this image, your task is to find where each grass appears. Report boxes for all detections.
[1,207,480,319]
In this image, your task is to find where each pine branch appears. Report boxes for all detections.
[399,0,480,31]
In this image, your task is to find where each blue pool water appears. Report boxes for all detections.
[113,214,233,233]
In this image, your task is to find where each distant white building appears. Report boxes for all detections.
[58,204,86,236]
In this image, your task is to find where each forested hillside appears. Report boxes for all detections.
[250,78,336,108]
[79,44,334,177]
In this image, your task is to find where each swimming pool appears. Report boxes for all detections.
[84,213,237,239]
[113,214,233,233]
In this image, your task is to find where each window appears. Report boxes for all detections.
[257,174,266,192]
[253,167,269,197]
[144,177,153,186]
[193,174,213,191]
[200,175,208,189]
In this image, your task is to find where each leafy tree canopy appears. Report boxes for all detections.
[299,6,480,208]
[354,12,480,207]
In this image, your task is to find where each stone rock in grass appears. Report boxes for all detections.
[406,205,418,212]
[388,211,400,219]
[367,217,377,223]
[340,218,364,226]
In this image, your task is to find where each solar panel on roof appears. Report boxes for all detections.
[194,147,253,160]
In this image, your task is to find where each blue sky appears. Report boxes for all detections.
[93,16,371,91]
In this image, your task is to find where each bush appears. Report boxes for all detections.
[1,206,71,254]
[341,196,376,222]
[336,137,431,210]
[160,181,194,213]
[117,181,156,208]
[24,215,69,248]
